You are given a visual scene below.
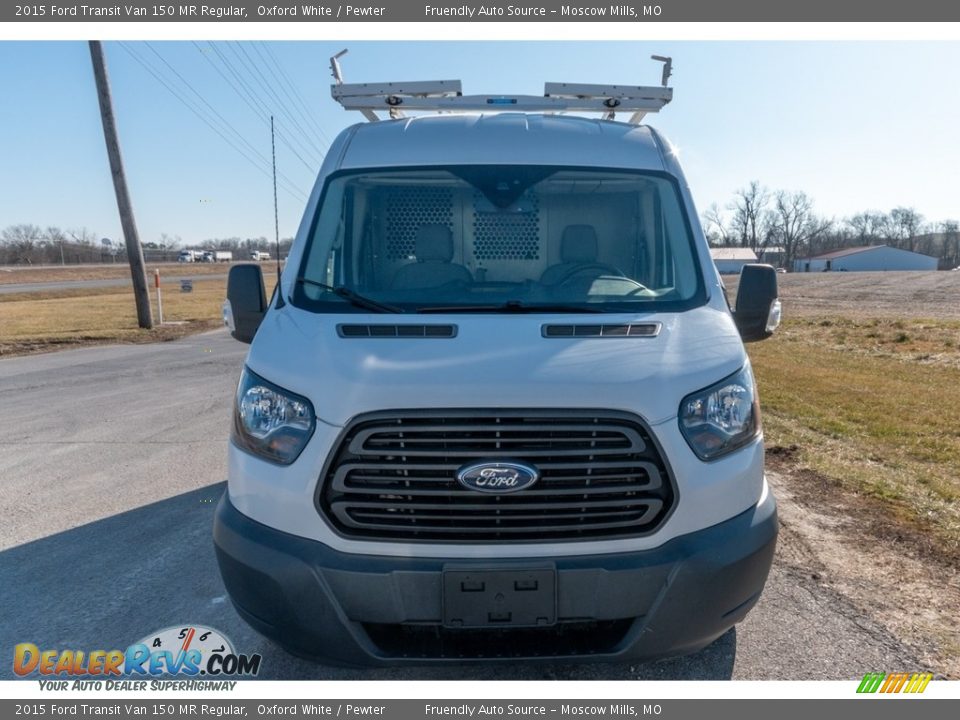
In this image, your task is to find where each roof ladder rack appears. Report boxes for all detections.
[329,50,673,125]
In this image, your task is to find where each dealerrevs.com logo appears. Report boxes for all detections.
[14,625,261,687]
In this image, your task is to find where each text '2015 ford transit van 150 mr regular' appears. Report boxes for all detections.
[215,55,782,666]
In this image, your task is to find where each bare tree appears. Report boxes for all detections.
[888,207,925,251]
[939,220,960,269]
[846,211,887,246]
[1,224,44,264]
[729,181,772,253]
[42,226,69,265]
[66,227,100,263]
[702,203,731,246]
[770,191,833,269]
[158,233,178,250]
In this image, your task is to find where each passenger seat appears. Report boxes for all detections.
[391,225,472,290]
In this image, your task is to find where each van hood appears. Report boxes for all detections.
[245,304,746,427]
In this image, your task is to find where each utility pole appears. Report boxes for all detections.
[89,40,153,329]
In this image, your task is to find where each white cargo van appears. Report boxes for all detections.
[216,58,781,666]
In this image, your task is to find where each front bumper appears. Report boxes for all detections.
[213,487,777,666]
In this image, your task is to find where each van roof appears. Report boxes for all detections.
[337,113,667,172]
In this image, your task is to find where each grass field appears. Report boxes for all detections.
[0,277,230,356]
[750,319,960,561]
[721,271,960,565]
[0,261,255,285]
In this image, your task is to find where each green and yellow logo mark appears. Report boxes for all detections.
[857,672,933,694]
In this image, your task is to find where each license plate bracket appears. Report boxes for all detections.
[442,568,556,628]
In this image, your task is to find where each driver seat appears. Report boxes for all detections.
[539,225,600,285]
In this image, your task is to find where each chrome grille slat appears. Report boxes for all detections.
[334,516,661,534]
[338,498,661,512]
[333,461,663,494]
[350,507,657,520]
[334,485,658,498]
[317,410,675,542]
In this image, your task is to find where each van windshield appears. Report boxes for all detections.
[292,167,705,313]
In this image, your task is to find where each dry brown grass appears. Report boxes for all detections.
[721,271,960,559]
[0,261,240,285]
[0,277,230,356]
[750,317,960,563]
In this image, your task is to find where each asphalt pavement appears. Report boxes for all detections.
[0,330,919,680]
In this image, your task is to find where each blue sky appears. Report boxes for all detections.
[1,41,958,245]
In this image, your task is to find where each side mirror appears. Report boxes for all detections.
[734,264,781,343]
[224,264,267,344]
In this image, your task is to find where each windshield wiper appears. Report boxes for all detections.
[417,300,604,314]
[295,278,403,314]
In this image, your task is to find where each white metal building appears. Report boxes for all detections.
[794,245,938,272]
[710,247,758,274]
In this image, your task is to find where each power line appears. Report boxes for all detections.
[120,43,307,202]
[252,43,332,158]
[256,42,335,150]
[143,43,309,199]
[225,42,326,167]
[199,41,322,175]
[232,41,329,160]
[143,44,271,171]
[203,42,273,121]
[117,43,308,203]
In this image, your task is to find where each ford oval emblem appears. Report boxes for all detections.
[456,461,540,494]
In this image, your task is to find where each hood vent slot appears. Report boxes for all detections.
[542,323,661,338]
[338,324,457,338]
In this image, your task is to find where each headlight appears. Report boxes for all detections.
[679,365,760,461]
[232,368,315,465]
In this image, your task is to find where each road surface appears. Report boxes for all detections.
[0,331,920,680]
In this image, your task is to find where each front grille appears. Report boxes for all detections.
[318,410,675,542]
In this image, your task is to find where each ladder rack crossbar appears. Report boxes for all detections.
[335,93,671,115]
[333,80,463,99]
[544,82,672,101]
[329,54,674,124]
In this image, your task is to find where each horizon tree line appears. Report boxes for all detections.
[0,226,294,265]
[703,181,960,270]
[3,183,958,269]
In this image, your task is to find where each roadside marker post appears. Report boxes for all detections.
[154,269,163,324]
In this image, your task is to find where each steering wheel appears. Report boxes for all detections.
[555,263,628,286]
